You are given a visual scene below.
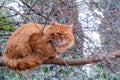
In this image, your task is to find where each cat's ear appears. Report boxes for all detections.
[67,23,73,28]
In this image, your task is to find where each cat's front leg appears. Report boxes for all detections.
[48,52,57,59]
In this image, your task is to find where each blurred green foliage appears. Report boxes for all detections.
[0,0,120,80]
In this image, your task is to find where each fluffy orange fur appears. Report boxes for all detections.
[2,22,74,71]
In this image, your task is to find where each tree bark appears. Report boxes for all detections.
[0,51,120,67]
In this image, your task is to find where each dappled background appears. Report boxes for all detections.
[0,0,120,80]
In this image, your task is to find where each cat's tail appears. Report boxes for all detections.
[2,53,42,71]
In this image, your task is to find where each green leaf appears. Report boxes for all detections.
[73,54,81,59]
[101,73,106,78]
[2,25,11,30]
[96,64,104,69]
[43,66,50,73]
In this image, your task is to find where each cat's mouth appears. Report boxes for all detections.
[56,40,68,45]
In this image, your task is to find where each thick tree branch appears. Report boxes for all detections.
[0,51,120,67]
[43,51,120,65]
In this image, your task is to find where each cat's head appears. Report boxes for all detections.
[43,22,74,52]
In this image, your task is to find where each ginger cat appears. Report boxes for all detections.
[2,22,74,71]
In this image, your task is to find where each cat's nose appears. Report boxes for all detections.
[59,36,63,41]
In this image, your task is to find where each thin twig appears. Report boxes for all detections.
[20,0,52,21]
[1,6,30,21]
[28,0,39,14]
